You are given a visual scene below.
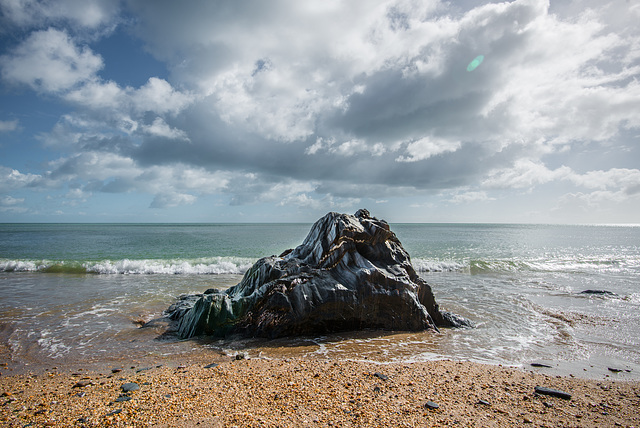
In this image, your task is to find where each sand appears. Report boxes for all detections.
[1,356,639,427]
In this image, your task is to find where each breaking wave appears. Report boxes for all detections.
[0,257,255,275]
[3,254,638,276]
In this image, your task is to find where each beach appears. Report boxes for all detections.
[1,355,639,427]
[1,223,639,426]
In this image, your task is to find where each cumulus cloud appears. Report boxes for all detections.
[1,0,639,221]
[0,28,103,92]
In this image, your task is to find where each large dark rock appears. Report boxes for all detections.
[167,209,471,339]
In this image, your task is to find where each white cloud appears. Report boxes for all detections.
[0,0,119,29]
[0,28,103,92]
[483,160,573,189]
[132,77,194,116]
[449,191,495,204]
[396,137,461,162]
[150,192,196,208]
[143,117,189,140]
[0,166,43,191]
[0,119,18,131]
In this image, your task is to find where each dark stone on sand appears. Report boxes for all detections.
[608,367,623,373]
[72,380,92,388]
[167,209,472,339]
[373,372,389,381]
[531,363,553,368]
[114,395,132,402]
[534,386,571,400]
[136,367,151,373]
[580,289,617,296]
[477,400,491,406]
[235,354,245,361]
[425,401,440,409]
[120,382,140,393]
[111,368,122,373]
[204,363,219,368]
[106,409,122,417]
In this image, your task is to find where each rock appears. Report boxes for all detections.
[111,368,123,373]
[425,401,440,409]
[534,386,571,400]
[204,363,219,368]
[167,209,472,339]
[477,399,491,406]
[373,372,389,381]
[530,363,552,368]
[114,395,131,402]
[72,380,92,388]
[580,290,617,296]
[607,367,623,373]
[120,382,140,393]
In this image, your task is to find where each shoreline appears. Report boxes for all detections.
[2,356,639,427]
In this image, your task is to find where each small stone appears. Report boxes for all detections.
[373,372,388,381]
[530,363,552,368]
[534,386,571,400]
[543,401,554,408]
[607,367,623,373]
[111,368,122,373]
[235,354,245,361]
[73,380,92,388]
[477,400,491,406]
[106,409,122,417]
[114,395,132,402]
[74,392,86,398]
[425,401,439,410]
[136,367,151,373]
[204,363,219,369]
[120,383,139,393]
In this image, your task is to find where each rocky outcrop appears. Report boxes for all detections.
[167,209,471,339]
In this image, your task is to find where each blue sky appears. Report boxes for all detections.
[1,0,639,223]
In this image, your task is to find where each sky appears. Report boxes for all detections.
[0,0,639,224]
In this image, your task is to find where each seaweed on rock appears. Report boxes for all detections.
[167,209,471,339]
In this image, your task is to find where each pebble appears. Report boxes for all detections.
[534,386,571,400]
[204,363,219,369]
[477,400,491,406]
[136,367,152,373]
[530,363,552,368]
[425,401,439,410]
[114,395,132,402]
[373,372,388,381]
[608,367,623,373]
[72,380,92,388]
[120,382,140,393]
[106,409,122,417]
[111,368,123,373]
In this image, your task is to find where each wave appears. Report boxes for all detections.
[412,256,640,275]
[2,254,638,276]
[0,257,255,275]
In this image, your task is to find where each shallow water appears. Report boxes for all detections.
[1,223,639,379]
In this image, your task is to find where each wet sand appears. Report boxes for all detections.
[1,355,639,427]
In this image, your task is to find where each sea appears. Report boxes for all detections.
[1,222,639,379]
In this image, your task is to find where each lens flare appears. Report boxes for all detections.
[467,55,484,72]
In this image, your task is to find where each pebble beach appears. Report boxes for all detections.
[1,355,639,427]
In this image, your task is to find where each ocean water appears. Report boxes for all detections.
[1,222,639,378]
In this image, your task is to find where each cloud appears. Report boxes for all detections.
[150,191,196,208]
[396,137,461,162]
[0,0,120,30]
[449,191,495,204]
[0,28,103,92]
[1,0,640,221]
[0,119,18,131]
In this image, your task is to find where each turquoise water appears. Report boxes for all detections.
[1,222,639,378]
